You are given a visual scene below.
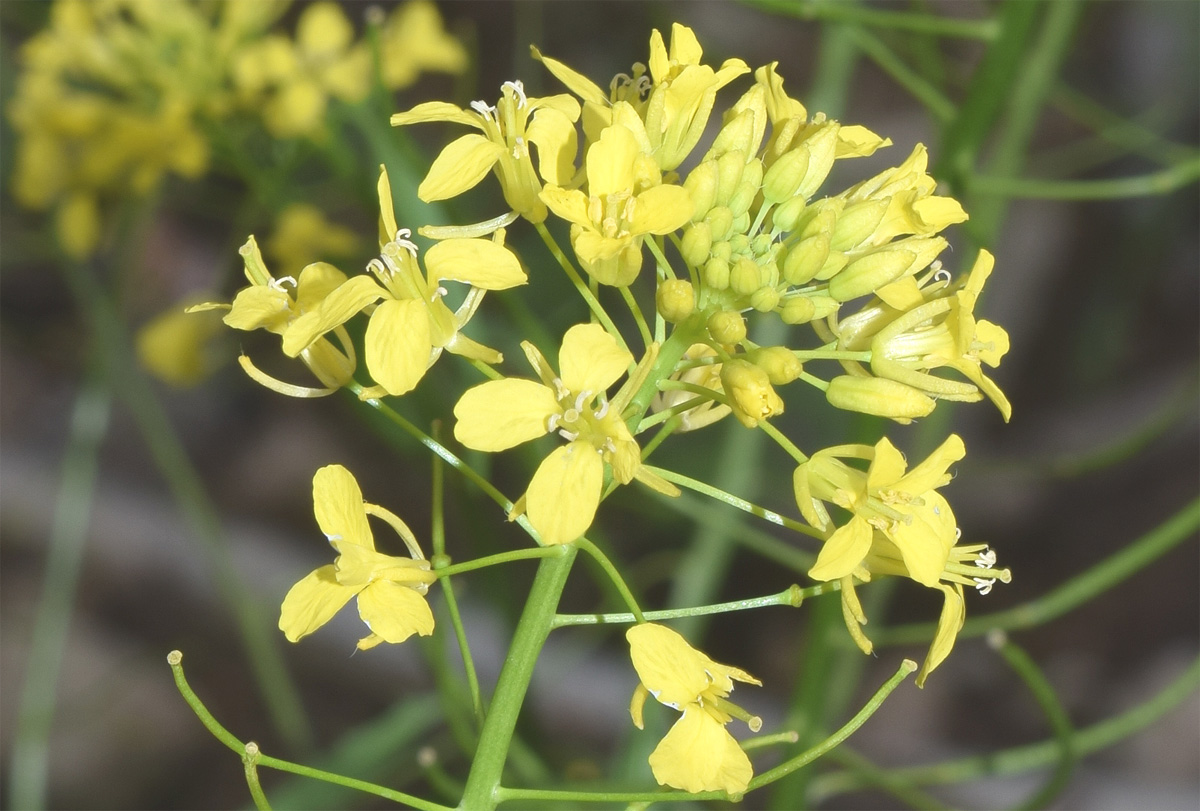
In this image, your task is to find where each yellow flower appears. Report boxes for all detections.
[377,1,468,90]
[454,323,675,545]
[188,236,356,397]
[627,623,761,795]
[281,168,526,397]
[234,1,370,138]
[279,465,436,650]
[392,80,580,222]
[540,111,693,286]
[836,250,1011,420]
[137,297,225,387]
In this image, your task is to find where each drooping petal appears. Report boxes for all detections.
[225,286,292,334]
[365,298,433,396]
[808,515,873,581]
[626,623,710,707]
[526,442,602,545]
[313,464,374,548]
[558,323,632,394]
[916,584,965,687]
[426,238,526,289]
[418,133,504,202]
[282,275,385,356]
[294,262,351,311]
[648,708,752,795]
[453,379,558,451]
[356,580,435,645]
[278,564,360,643]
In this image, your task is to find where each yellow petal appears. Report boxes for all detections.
[809,516,873,581]
[532,46,608,105]
[225,286,292,334]
[648,708,752,795]
[895,434,964,496]
[391,100,482,129]
[278,564,360,643]
[313,464,374,548]
[296,2,353,58]
[866,436,907,491]
[365,298,432,396]
[453,379,558,451]
[558,323,632,394]
[587,124,638,198]
[916,584,965,687]
[418,133,504,202]
[539,185,591,227]
[629,683,651,729]
[357,580,435,645]
[630,184,694,236]
[526,442,602,545]
[526,106,580,186]
[888,493,957,587]
[282,275,384,356]
[626,623,710,707]
[294,262,350,311]
[426,239,526,289]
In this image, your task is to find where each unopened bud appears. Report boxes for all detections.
[825,375,935,422]
[728,180,759,219]
[828,248,916,301]
[702,256,730,290]
[763,146,812,204]
[750,285,780,312]
[752,346,803,384]
[721,359,784,427]
[707,309,747,344]
[684,160,720,221]
[715,150,746,205]
[680,222,713,268]
[656,279,696,322]
[830,198,888,252]
[730,257,762,296]
[782,233,830,285]
[780,295,816,324]
[795,123,839,200]
[705,206,734,242]
[771,195,807,232]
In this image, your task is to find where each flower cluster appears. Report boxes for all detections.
[8,0,465,257]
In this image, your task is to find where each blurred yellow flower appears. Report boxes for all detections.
[627,623,761,795]
[265,204,361,276]
[136,298,225,387]
[280,465,436,650]
[377,0,468,90]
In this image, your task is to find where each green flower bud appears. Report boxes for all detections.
[705,206,734,241]
[684,160,720,221]
[709,112,758,162]
[762,146,812,203]
[680,222,713,268]
[730,211,751,237]
[766,115,803,160]
[809,295,840,320]
[728,233,751,256]
[711,239,732,262]
[782,233,830,285]
[825,375,935,423]
[780,295,816,324]
[798,199,841,240]
[796,123,840,200]
[752,346,803,384]
[728,180,759,219]
[830,199,888,252]
[707,309,747,344]
[720,359,784,427]
[716,150,746,205]
[771,195,807,232]
[730,256,762,296]
[828,248,916,301]
[813,250,848,282]
[750,285,780,313]
[656,279,696,322]
[741,159,764,193]
[702,256,730,290]
[751,233,775,257]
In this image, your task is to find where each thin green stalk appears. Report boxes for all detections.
[811,655,1200,798]
[619,284,654,349]
[243,744,272,811]
[533,222,629,354]
[758,420,809,464]
[970,157,1200,200]
[661,492,817,574]
[167,651,452,811]
[821,747,949,811]
[575,538,645,622]
[459,548,579,810]
[552,584,811,628]
[436,546,567,578]
[1050,83,1197,167]
[62,259,311,748]
[844,26,956,123]
[879,496,1199,645]
[636,396,704,432]
[645,464,824,540]
[746,0,999,40]
[9,375,111,811]
[992,635,1076,811]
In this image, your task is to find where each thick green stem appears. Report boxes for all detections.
[458,547,578,810]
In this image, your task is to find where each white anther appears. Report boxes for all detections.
[552,377,569,399]
[431,286,448,302]
[558,428,579,442]
[593,397,610,418]
[546,413,562,432]
[602,437,616,454]
[955,526,963,541]
[269,275,298,291]
[976,548,997,568]
[470,99,496,119]
[933,266,952,285]
[574,390,591,412]
[973,577,996,595]
[392,228,419,257]
[501,79,528,108]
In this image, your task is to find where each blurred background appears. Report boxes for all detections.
[1,1,1197,808]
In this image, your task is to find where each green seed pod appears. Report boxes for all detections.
[750,285,780,313]
[684,159,720,221]
[752,346,803,384]
[705,206,734,242]
[780,295,817,324]
[680,222,713,268]
[702,256,730,290]
[656,279,697,322]
[730,256,761,296]
[782,233,830,285]
[707,309,747,344]
[828,248,916,301]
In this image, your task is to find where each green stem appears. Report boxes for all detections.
[619,284,654,348]
[458,548,578,810]
[746,0,999,40]
[844,26,956,123]
[243,744,272,811]
[644,464,824,540]
[167,651,452,811]
[532,222,629,355]
[552,584,811,628]
[970,157,1200,199]
[879,496,1199,644]
[436,546,568,578]
[758,420,809,464]
[575,538,644,622]
[9,374,111,811]
[623,314,709,427]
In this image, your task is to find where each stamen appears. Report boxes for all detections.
[431,286,448,302]
[392,228,419,256]
[593,397,610,418]
[933,267,952,285]
[546,413,561,432]
[973,577,996,595]
[976,548,997,568]
[552,377,569,399]
[558,428,579,442]
[470,99,496,119]
[955,526,963,541]
[602,437,616,454]
[574,390,592,412]
[501,79,528,108]
[269,275,298,291]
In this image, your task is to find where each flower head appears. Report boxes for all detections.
[279,465,437,650]
[627,623,761,795]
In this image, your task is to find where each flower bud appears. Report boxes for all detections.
[708,309,747,344]
[684,160,720,221]
[728,180,759,219]
[741,159,764,193]
[730,212,751,237]
[730,257,761,296]
[715,150,746,205]
[825,375,935,423]
[710,239,732,262]
[828,248,916,301]
[762,146,812,203]
[780,295,816,324]
[680,222,713,268]
[728,233,750,256]
[750,285,780,313]
[702,256,730,290]
[752,346,803,384]
[705,206,734,242]
[656,279,696,322]
[795,123,839,200]
[710,111,759,163]
[830,199,888,252]
[813,250,848,282]
[721,359,784,427]
[782,233,830,285]
[771,195,806,232]
[809,295,840,320]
